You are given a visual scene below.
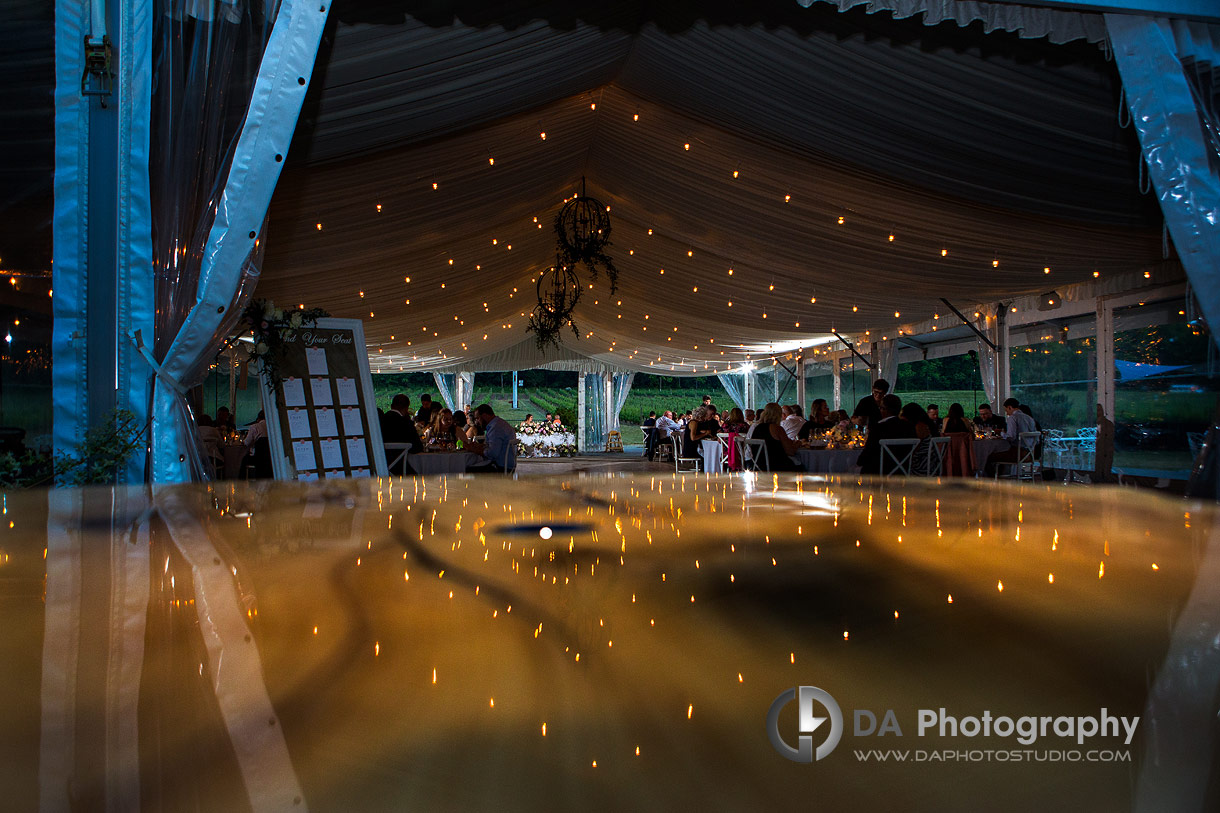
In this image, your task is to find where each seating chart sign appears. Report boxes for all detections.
[259,318,387,480]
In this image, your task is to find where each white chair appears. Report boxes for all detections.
[715,433,733,471]
[879,438,920,477]
[1076,426,1098,453]
[737,436,770,472]
[916,436,951,476]
[672,435,702,473]
[995,431,1043,482]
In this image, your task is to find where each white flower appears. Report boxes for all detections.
[255,341,269,355]
[290,312,302,328]
[263,302,276,318]
[273,308,284,321]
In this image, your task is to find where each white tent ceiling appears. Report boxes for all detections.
[2,1,1171,376]
[258,1,1169,375]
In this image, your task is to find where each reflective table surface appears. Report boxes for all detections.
[1,474,1217,811]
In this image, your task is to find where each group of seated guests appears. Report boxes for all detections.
[517,413,569,430]
[641,379,1042,477]
[380,393,516,473]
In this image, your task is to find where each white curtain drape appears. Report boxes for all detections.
[876,339,899,390]
[1108,15,1220,352]
[717,372,748,410]
[610,372,635,433]
[456,372,474,411]
[432,372,456,410]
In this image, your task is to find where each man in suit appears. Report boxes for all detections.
[381,393,422,474]
[857,394,918,475]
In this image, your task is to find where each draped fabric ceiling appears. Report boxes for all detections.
[232,1,1167,374]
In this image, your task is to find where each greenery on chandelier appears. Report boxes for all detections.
[236,299,329,393]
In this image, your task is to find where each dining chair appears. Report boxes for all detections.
[671,435,702,473]
[715,433,734,471]
[879,438,920,477]
[919,436,951,477]
[737,437,769,472]
[995,432,1043,482]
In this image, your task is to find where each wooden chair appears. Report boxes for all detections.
[604,430,623,452]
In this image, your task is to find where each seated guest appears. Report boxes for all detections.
[1018,402,1042,432]
[902,402,940,437]
[653,410,681,458]
[984,398,1040,476]
[426,408,457,445]
[684,406,719,460]
[544,412,553,423]
[975,403,1007,432]
[747,403,803,471]
[550,414,565,429]
[466,404,517,472]
[744,409,756,424]
[642,411,658,459]
[196,414,223,475]
[798,399,834,439]
[701,395,713,407]
[415,394,440,425]
[926,404,941,432]
[781,404,805,440]
[214,406,236,433]
[857,394,918,475]
[454,410,478,442]
[852,379,890,428]
[721,407,750,435]
[381,394,423,474]
[520,414,535,427]
[244,410,267,448]
[942,403,974,435]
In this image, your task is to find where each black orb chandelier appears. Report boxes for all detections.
[528,178,618,349]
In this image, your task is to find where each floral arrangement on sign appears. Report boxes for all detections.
[233,299,329,392]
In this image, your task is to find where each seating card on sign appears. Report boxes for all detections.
[345,437,369,467]
[324,469,346,480]
[336,377,359,406]
[305,346,328,376]
[310,377,333,406]
[292,439,317,472]
[352,468,370,478]
[341,406,363,436]
[287,409,311,439]
[282,377,306,407]
[319,438,344,470]
[297,471,320,482]
[315,408,338,438]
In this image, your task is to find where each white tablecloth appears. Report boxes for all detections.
[407,452,482,475]
[972,438,1010,475]
[701,439,724,473]
[798,448,862,474]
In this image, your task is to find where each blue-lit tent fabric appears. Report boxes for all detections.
[1115,359,1190,380]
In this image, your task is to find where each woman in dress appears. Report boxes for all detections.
[942,403,973,435]
[426,408,457,445]
[747,403,803,471]
[684,405,718,460]
[721,407,750,435]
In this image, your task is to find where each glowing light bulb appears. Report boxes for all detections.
[1043,266,1051,274]
[837,216,844,225]
[683,143,690,151]
[540,131,546,140]
[941,248,948,257]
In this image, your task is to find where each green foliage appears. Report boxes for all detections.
[0,408,143,488]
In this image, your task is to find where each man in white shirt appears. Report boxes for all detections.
[781,404,805,440]
[984,398,1039,476]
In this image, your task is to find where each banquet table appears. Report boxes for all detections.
[222,444,250,479]
[701,439,725,473]
[798,447,862,474]
[406,451,482,475]
[971,437,1011,475]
